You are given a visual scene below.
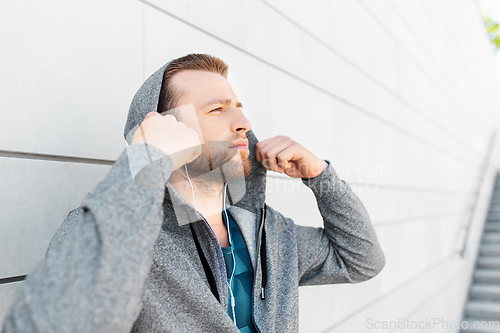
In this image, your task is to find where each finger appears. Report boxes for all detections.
[186,144,203,163]
[144,112,159,121]
[276,146,297,171]
[139,124,148,144]
[261,138,293,173]
[255,141,267,163]
[185,130,202,163]
[255,137,282,163]
[262,142,288,173]
[166,144,204,171]
[162,114,177,122]
[255,136,290,166]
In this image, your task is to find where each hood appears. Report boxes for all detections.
[123,60,267,216]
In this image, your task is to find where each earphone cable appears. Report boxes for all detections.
[224,183,237,327]
[185,167,237,327]
[184,164,200,213]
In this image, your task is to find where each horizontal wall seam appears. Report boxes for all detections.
[0,275,26,285]
[0,150,115,165]
[374,210,468,228]
[320,252,455,332]
[259,0,481,158]
[348,182,475,196]
[357,0,482,132]
[266,174,476,196]
[388,1,476,104]
[0,148,483,197]
[387,265,470,333]
[139,0,479,169]
[418,0,475,89]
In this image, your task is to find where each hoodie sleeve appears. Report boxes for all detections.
[294,160,385,286]
[1,143,173,333]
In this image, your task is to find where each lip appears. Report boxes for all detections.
[230,140,249,148]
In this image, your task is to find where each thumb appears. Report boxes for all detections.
[186,144,203,163]
[143,112,158,122]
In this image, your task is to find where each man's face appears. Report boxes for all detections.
[170,70,252,180]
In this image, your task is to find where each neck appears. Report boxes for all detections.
[169,167,226,229]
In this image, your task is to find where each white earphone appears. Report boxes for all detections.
[184,165,238,327]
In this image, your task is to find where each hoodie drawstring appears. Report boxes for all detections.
[260,204,267,300]
[190,223,220,303]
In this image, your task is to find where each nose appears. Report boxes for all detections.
[231,106,252,134]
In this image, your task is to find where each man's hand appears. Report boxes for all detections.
[132,112,202,171]
[255,135,328,179]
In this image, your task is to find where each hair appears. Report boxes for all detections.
[157,53,229,120]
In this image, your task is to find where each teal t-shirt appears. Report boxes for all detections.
[221,211,259,333]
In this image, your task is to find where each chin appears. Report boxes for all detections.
[224,153,252,181]
[183,147,252,183]
[240,155,252,177]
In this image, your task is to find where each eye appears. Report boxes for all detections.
[210,107,223,113]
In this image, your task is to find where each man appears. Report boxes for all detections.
[2,54,385,333]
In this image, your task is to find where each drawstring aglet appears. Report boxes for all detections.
[261,286,265,299]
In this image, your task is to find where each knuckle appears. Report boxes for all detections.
[188,129,198,138]
[164,114,176,122]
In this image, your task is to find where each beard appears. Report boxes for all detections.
[178,141,252,185]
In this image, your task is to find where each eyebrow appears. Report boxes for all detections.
[202,98,243,109]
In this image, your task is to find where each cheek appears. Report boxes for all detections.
[177,104,205,141]
[199,125,221,142]
[196,130,205,144]
[199,116,233,143]
[188,122,207,143]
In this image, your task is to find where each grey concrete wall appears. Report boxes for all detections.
[1,0,500,331]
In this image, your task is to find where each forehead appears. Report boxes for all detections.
[171,70,237,106]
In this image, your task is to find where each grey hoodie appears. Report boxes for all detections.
[1,60,385,333]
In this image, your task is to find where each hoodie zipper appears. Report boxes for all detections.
[251,203,267,333]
